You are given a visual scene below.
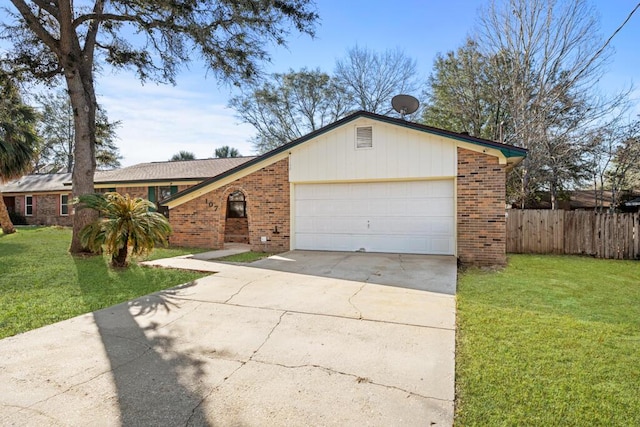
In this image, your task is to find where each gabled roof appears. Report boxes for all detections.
[162,111,528,206]
[93,157,256,185]
[0,173,72,193]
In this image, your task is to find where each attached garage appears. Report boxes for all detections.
[162,111,527,267]
[293,180,455,255]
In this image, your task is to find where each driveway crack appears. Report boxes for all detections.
[223,274,275,304]
[185,310,287,426]
[249,311,287,359]
[326,255,349,275]
[250,359,451,403]
[6,343,155,418]
[144,301,203,330]
[1,404,63,424]
[347,284,366,319]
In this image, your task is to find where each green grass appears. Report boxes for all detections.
[456,254,640,426]
[0,226,207,339]
[216,251,274,263]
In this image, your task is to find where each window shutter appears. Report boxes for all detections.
[170,185,178,195]
[356,126,373,149]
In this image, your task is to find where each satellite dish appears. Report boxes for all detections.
[391,94,420,119]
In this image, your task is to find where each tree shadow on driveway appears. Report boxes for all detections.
[76,261,213,426]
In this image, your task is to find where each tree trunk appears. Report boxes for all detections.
[550,177,558,210]
[66,66,98,253]
[112,241,129,268]
[0,194,16,235]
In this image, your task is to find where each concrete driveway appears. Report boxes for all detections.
[0,252,457,426]
[251,250,457,294]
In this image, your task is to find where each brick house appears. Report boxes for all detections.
[1,174,74,226]
[1,157,254,227]
[163,111,526,266]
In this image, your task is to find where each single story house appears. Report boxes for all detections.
[512,190,640,211]
[1,173,74,226]
[1,157,254,227]
[162,111,527,266]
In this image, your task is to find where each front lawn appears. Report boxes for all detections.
[0,226,207,339]
[456,255,640,426]
[216,251,274,263]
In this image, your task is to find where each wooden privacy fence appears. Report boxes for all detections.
[506,210,640,260]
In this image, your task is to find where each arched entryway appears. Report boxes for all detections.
[224,190,250,244]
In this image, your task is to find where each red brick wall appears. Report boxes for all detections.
[5,185,198,229]
[224,218,249,243]
[17,193,73,227]
[114,186,147,199]
[169,158,290,252]
[457,148,507,266]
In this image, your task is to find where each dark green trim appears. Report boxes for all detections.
[148,187,156,212]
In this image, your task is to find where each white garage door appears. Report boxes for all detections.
[294,180,455,255]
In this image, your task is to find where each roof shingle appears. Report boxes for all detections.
[94,157,256,183]
[0,157,256,194]
[0,173,72,193]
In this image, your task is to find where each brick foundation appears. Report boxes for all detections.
[457,148,507,266]
[169,159,290,252]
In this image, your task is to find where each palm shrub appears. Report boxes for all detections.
[0,72,38,234]
[75,192,172,267]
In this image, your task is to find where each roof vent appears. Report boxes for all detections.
[356,126,373,149]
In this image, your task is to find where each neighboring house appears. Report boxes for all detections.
[624,197,640,212]
[1,174,73,226]
[514,190,640,210]
[162,111,527,266]
[0,157,255,227]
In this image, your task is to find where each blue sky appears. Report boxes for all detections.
[92,0,640,166]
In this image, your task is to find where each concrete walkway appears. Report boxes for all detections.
[189,243,250,261]
[0,253,456,426]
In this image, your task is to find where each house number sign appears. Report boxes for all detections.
[205,199,218,210]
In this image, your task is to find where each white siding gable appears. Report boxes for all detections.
[289,118,456,183]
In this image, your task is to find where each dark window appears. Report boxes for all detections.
[60,194,69,216]
[149,186,178,204]
[158,186,172,201]
[227,191,246,218]
[149,186,177,212]
[25,195,33,216]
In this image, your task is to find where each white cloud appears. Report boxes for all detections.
[97,75,256,166]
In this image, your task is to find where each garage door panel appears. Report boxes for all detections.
[296,233,355,251]
[294,181,455,255]
[428,180,455,196]
[430,219,455,235]
[366,199,390,215]
[431,238,453,254]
